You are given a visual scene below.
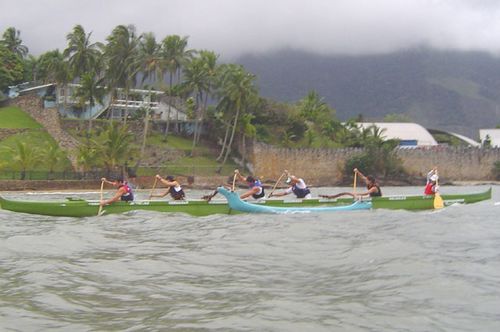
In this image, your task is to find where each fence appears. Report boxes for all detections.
[0,165,238,181]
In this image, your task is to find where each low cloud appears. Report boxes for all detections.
[2,0,500,58]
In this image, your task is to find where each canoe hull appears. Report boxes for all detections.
[0,197,234,217]
[216,187,371,214]
[0,188,492,217]
[371,188,492,210]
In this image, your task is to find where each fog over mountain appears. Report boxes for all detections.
[3,1,500,138]
[3,0,500,58]
[237,48,500,138]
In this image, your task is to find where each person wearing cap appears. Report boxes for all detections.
[320,168,382,199]
[424,167,439,195]
[100,176,134,206]
[234,169,266,199]
[151,174,186,200]
[269,170,312,199]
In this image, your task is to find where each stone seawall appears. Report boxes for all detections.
[397,147,500,180]
[252,144,364,186]
[251,143,500,185]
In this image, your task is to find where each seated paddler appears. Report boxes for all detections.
[424,167,439,195]
[320,168,382,199]
[100,176,134,206]
[234,169,265,200]
[269,170,312,199]
[150,174,186,200]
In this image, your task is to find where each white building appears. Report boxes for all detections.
[357,122,438,147]
[479,129,500,147]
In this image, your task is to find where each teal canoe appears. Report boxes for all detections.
[216,187,371,213]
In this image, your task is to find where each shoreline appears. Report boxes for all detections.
[0,179,498,192]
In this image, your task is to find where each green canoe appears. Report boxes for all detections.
[0,195,357,217]
[0,187,491,217]
[370,187,492,210]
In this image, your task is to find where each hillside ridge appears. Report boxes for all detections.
[236,48,500,138]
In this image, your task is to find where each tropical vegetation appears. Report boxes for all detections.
[0,25,411,179]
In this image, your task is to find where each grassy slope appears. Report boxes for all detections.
[138,132,238,176]
[0,106,42,129]
[0,107,72,173]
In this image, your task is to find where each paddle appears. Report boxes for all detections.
[353,170,357,196]
[319,192,354,199]
[319,170,358,200]
[202,190,218,202]
[97,179,104,216]
[231,172,237,192]
[148,177,158,200]
[267,171,287,198]
[434,173,444,209]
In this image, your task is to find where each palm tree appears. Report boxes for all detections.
[183,51,218,154]
[216,64,257,164]
[1,27,28,58]
[6,141,42,180]
[44,141,66,178]
[95,122,135,172]
[138,32,161,87]
[239,113,256,167]
[76,140,99,175]
[135,34,163,169]
[104,25,141,123]
[44,50,71,107]
[74,72,106,133]
[63,25,102,80]
[160,35,194,138]
[298,90,332,123]
[23,55,40,83]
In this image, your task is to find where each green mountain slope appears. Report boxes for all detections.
[237,48,500,138]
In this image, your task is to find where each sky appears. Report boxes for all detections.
[2,0,500,59]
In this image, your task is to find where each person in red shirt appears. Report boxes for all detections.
[100,177,134,206]
[424,167,439,195]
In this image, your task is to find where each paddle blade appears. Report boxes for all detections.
[434,193,444,209]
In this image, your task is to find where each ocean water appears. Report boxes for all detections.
[0,186,499,331]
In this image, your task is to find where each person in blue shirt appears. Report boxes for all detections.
[233,169,266,199]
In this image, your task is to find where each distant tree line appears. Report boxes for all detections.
[1,25,405,178]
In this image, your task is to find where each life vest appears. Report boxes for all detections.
[169,186,186,200]
[292,185,311,198]
[249,180,265,199]
[119,184,134,201]
[424,183,435,195]
[368,183,382,197]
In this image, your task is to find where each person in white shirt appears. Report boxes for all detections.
[269,170,312,199]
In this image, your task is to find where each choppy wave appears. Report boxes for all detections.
[1,186,499,331]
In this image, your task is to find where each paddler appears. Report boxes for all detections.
[268,170,312,199]
[320,168,382,199]
[150,174,186,200]
[424,167,439,195]
[233,169,266,199]
[99,176,134,206]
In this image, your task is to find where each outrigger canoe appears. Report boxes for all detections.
[216,187,492,214]
[0,193,362,217]
[216,187,371,213]
[0,187,492,217]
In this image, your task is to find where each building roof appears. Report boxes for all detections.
[479,129,500,147]
[357,122,438,146]
[449,132,481,147]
